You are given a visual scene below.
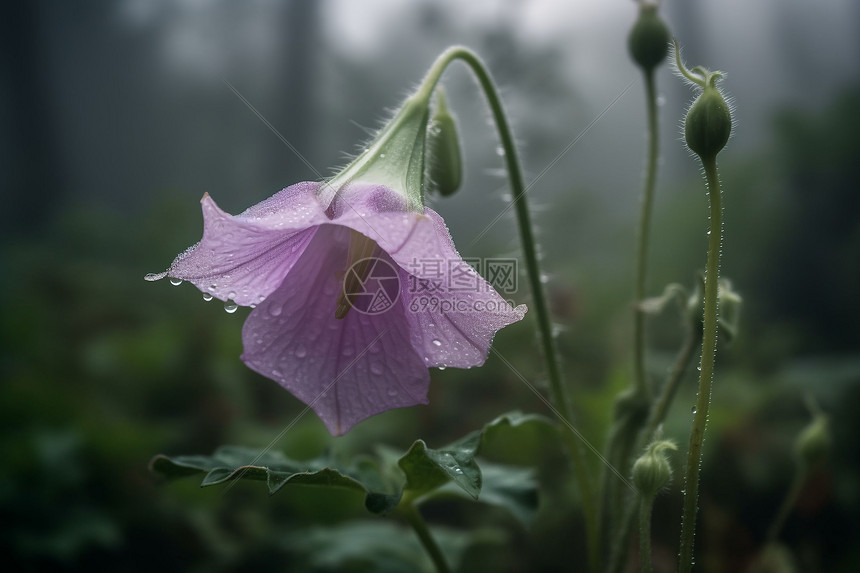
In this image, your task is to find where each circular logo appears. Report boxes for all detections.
[342,257,401,315]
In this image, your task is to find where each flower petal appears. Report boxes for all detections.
[392,208,527,368]
[241,224,429,435]
[325,185,527,368]
[162,183,330,306]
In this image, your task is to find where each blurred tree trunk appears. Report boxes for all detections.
[1,1,62,238]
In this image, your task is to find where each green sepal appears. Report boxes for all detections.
[325,96,430,211]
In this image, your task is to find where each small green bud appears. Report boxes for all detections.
[795,413,830,469]
[632,439,677,498]
[674,40,733,161]
[628,2,670,72]
[685,80,732,159]
[427,88,463,197]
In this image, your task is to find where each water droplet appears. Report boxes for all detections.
[495,145,505,156]
[379,153,386,158]
[144,273,163,282]
[272,369,282,377]
[208,284,217,293]
[656,94,667,107]
[269,305,282,317]
[224,300,238,313]
[697,365,702,371]
[691,406,697,414]
[227,291,236,299]
[169,277,183,286]
[387,388,398,397]
[295,344,307,358]
[202,293,213,302]
[432,339,442,347]
[438,366,446,371]
[706,230,711,236]
[370,362,383,375]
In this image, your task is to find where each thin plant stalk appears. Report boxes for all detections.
[599,66,661,555]
[413,47,598,572]
[639,496,655,573]
[399,502,451,573]
[678,156,723,571]
[607,326,700,573]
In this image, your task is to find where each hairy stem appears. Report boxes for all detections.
[415,46,598,572]
[678,155,723,572]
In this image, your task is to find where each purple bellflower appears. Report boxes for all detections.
[147,91,526,435]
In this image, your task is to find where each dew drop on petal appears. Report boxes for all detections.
[224,300,238,313]
[370,362,383,375]
[202,293,213,302]
[295,344,307,358]
[144,273,163,281]
[269,305,282,317]
[387,388,398,397]
[438,366,446,371]
[169,277,183,286]
[208,284,217,293]
[432,339,442,347]
[691,406,697,414]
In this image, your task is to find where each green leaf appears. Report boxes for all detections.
[150,411,559,522]
[150,445,401,514]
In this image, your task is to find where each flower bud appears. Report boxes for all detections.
[427,88,463,197]
[632,439,677,498]
[673,40,733,161]
[795,413,830,469]
[628,2,670,72]
[684,79,732,160]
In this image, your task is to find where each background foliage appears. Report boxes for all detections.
[2,1,859,571]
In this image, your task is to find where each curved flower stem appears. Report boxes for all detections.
[639,495,655,573]
[678,155,723,572]
[415,47,598,572]
[606,326,700,573]
[399,501,451,573]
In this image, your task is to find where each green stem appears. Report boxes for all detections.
[634,70,659,398]
[414,46,598,572]
[678,155,723,572]
[639,495,655,573]
[399,502,451,573]
[598,68,661,559]
[606,327,700,573]
[767,467,807,542]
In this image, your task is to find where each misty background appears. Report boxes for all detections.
[2,0,860,571]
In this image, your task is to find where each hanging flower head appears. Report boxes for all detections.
[147,87,526,435]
